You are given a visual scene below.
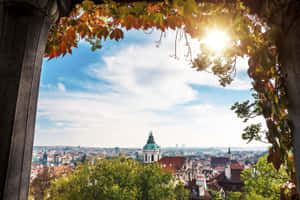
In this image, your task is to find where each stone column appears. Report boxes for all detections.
[277,2,300,198]
[0,1,71,199]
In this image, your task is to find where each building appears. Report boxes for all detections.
[143,132,161,163]
[211,157,230,169]
[42,151,48,165]
[210,147,238,168]
[207,165,244,192]
[158,156,210,199]
[159,156,197,183]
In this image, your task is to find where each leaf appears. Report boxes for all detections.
[183,0,198,16]
[109,28,124,41]
[267,148,282,170]
[78,23,90,38]
[153,13,165,28]
[123,15,138,30]
[166,16,183,29]
[94,26,109,40]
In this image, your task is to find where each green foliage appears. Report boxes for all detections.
[244,192,274,200]
[241,123,264,143]
[209,189,225,200]
[28,193,34,200]
[231,100,261,123]
[46,158,183,200]
[174,182,189,200]
[210,189,241,200]
[226,191,242,200]
[30,171,54,200]
[241,156,289,200]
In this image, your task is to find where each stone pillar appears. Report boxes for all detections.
[281,20,300,199]
[278,2,300,197]
[0,1,71,199]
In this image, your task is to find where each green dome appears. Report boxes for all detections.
[143,143,160,150]
[143,132,160,150]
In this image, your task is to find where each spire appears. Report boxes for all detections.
[147,131,155,144]
[228,146,232,162]
[143,131,160,150]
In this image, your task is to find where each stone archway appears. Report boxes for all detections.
[0,1,71,199]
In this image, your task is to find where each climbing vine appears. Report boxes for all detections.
[45,0,297,198]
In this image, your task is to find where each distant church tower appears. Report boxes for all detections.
[143,132,161,163]
[228,147,232,161]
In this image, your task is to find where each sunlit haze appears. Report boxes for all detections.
[203,29,230,53]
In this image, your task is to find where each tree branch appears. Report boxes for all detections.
[69,0,263,15]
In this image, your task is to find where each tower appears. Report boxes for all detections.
[143,132,161,163]
[228,147,232,161]
[42,151,48,165]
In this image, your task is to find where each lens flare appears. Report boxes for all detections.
[203,30,230,54]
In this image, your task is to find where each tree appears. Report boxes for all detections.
[44,2,300,197]
[226,191,242,200]
[174,182,189,200]
[30,171,54,200]
[209,189,225,200]
[46,158,184,200]
[210,189,241,200]
[241,156,291,200]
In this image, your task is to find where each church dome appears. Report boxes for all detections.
[143,143,160,150]
[143,132,160,150]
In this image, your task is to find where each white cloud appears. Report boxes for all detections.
[35,30,262,148]
[87,37,251,109]
[57,82,66,92]
[36,91,265,147]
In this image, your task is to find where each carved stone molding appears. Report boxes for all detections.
[0,0,72,23]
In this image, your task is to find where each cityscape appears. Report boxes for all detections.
[30,132,267,199]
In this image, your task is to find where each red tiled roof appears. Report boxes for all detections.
[31,164,41,168]
[197,174,205,179]
[53,166,72,176]
[212,168,244,184]
[207,167,244,192]
[214,166,225,171]
[230,165,244,170]
[211,157,229,166]
[161,166,175,172]
[230,160,240,165]
[158,157,186,171]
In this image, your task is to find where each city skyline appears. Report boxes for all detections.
[35,30,267,148]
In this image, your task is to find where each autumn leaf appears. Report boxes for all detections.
[78,23,90,38]
[94,26,109,40]
[109,28,124,41]
[268,148,282,170]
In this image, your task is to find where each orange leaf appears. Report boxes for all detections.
[94,26,109,40]
[109,28,124,41]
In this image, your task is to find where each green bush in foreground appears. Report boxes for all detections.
[45,158,187,200]
[241,156,289,200]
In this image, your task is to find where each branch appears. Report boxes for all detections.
[69,0,263,15]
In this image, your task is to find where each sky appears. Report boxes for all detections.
[34,29,267,148]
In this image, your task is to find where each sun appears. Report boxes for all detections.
[202,29,230,54]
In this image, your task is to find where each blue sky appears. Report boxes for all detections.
[34,30,265,148]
